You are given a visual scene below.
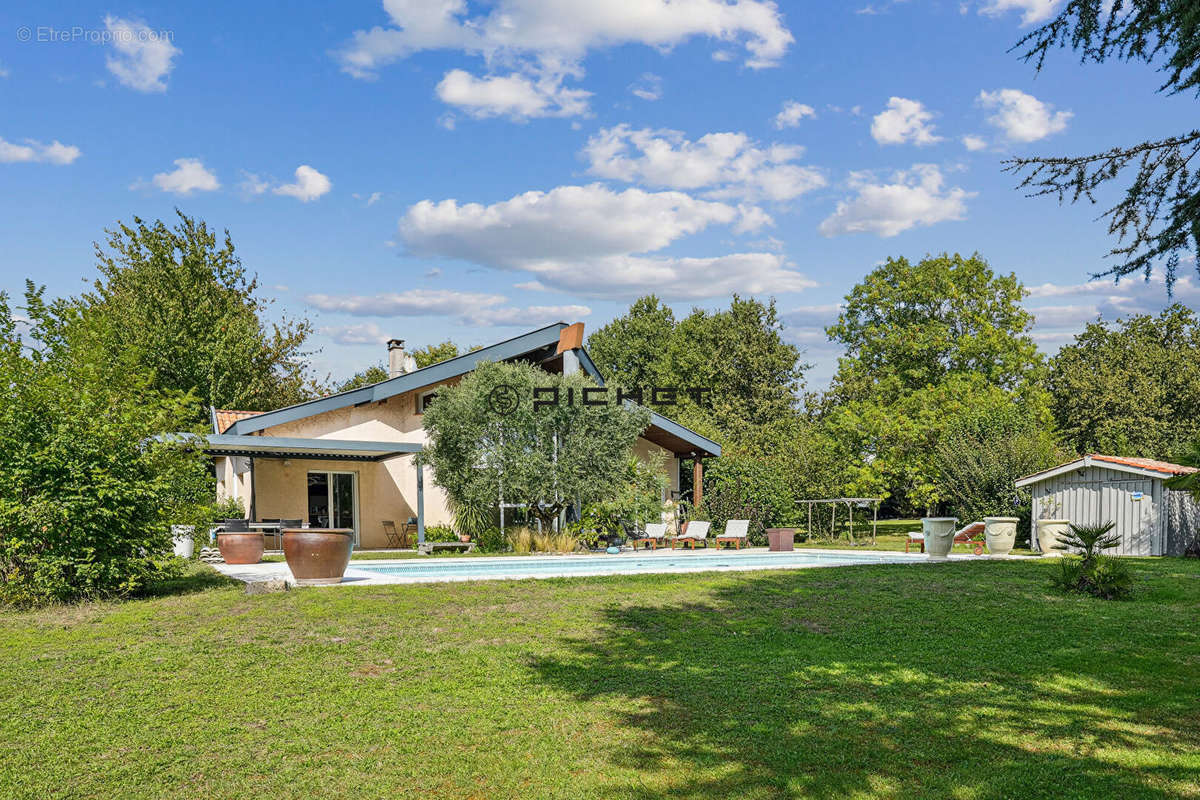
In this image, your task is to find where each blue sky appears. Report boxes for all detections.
[2,0,1196,389]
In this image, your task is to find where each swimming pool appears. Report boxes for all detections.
[346,548,934,584]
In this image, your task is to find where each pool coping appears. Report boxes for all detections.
[214,547,1029,589]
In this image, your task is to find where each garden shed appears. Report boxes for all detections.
[1015,455,1200,556]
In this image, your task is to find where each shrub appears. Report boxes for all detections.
[700,454,795,545]
[507,527,534,554]
[423,524,458,543]
[1048,522,1132,600]
[0,288,211,606]
[475,527,507,553]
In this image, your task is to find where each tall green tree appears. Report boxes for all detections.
[1004,1,1199,288]
[586,295,675,390]
[824,254,1048,512]
[82,211,319,422]
[1049,304,1200,457]
[412,340,463,368]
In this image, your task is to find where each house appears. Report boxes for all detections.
[204,322,720,547]
[1015,454,1200,556]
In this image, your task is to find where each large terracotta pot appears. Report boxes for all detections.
[217,531,264,565]
[983,517,1019,557]
[1036,519,1070,557]
[766,528,796,551]
[282,528,354,586]
[922,517,958,560]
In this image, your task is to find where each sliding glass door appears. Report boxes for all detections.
[307,471,359,544]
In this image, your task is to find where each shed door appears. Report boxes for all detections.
[1100,480,1155,556]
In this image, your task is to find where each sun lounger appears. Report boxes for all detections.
[715,519,750,549]
[672,520,710,549]
[633,523,669,550]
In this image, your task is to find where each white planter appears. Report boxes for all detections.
[1036,519,1070,557]
[171,525,195,559]
[922,517,958,560]
[983,517,1019,557]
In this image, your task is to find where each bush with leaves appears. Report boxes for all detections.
[934,403,1061,544]
[699,453,795,544]
[0,287,211,606]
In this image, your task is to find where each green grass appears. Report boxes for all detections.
[2,559,1197,799]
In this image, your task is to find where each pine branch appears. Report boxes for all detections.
[1003,131,1200,290]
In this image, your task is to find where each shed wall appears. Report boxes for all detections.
[1029,466,1163,556]
[1165,490,1200,556]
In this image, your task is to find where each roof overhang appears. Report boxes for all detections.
[1015,454,1187,488]
[643,412,721,458]
[172,433,421,462]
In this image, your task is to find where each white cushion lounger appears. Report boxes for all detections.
[715,519,750,549]
[672,520,711,549]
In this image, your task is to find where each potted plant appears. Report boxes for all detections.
[983,516,1019,557]
[921,517,958,559]
[1036,518,1071,556]
[282,525,354,586]
[216,519,263,565]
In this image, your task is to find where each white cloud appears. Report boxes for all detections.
[310,289,591,329]
[435,68,590,120]
[871,97,943,146]
[1024,270,1200,352]
[273,165,332,202]
[629,72,663,101]
[238,171,270,197]
[321,321,391,345]
[818,164,974,237]
[397,183,813,298]
[774,100,815,129]
[978,88,1072,143]
[978,0,1063,25]
[0,137,81,165]
[583,125,825,202]
[962,135,988,151]
[147,158,220,195]
[337,0,793,79]
[103,15,180,93]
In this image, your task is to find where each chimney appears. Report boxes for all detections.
[387,338,414,378]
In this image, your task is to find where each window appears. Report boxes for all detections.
[416,389,438,414]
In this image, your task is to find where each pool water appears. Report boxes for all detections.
[348,549,925,583]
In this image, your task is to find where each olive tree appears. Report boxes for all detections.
[421,360,651,531]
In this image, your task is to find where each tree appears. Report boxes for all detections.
[421,360,651,531]
[0,285,210,606]
[1004,1,1200,289]
[337,365,389,392]
[412,340,462,368]
[1048,304,1200,457]
[827,253,1042,403]
[82,211,320,423]
[824,254,1048,512]
[587,295,676,389]
[934,403,1062,541]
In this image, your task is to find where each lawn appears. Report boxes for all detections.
[1,559,1197,799]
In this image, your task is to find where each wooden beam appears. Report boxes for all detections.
[693,456,704,508]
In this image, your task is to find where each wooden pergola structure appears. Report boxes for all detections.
[798,497,883,545]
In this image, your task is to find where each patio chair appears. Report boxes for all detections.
[633,523,669,550]
[382,520,407,549]
[955,521,986,553]
[672,520,710,549]
[222,518,249,532]
[714,519,750,549]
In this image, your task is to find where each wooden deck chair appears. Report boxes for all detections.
[633,523,669,550]
[382,520,406,548]
[672,520,710,549]
[715,519,750,549]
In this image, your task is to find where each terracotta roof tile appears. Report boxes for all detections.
[1089,454,1197,475]
[214,409,261,434]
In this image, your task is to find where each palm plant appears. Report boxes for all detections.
[1053,521,1120,564]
